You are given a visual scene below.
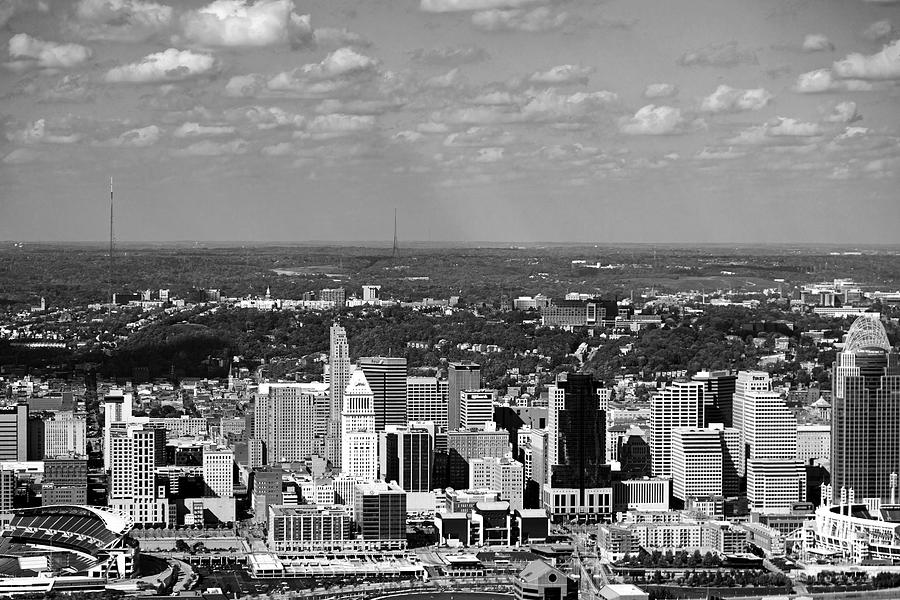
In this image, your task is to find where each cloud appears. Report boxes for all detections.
[528,64,593,86]
[833,40,900,80]
[265,47,379,96]
[2,148,42,165]
[40,74,95,103]
[728,117,823,145]
[173,122,236,138]
[695,147,746,160]
[180,0,311,48]
[105,48,216,83]
[699,84,773,113]
[174,139,248,156]
[260,142,294,156]
[71,0,173,42]
[862,20,893,42]
[643,83,678,99]
[471,7,569,32]
[420,0,543,13]
[391,130,425,143]
[417,121,451,133]
[620,105,685,135]
[826,101,861,123]
[7,34,92,70]
[678,41,758,67]
[298,113,376,139]
[105,125,161,147]
[223,105,305,129]
[802,34,834,52]
[439,88,618,126]
[313,27,369,50]
[315,98,404,115]
[793,68,874,93]
[409,46,489,65]
[7,119,82,144]
[425,68,463,89]
[443,127,516,147]
[473,147,504,162]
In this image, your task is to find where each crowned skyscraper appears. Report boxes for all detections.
[831,316,900,503]
[328,323,350,470]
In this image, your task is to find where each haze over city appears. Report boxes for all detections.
[2,0,900,242]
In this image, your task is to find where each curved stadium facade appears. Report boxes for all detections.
[0,505,138,594]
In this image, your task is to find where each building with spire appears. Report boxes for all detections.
[328,323,350,469]
[342,369,378,480]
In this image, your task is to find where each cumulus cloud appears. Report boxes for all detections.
[443,127,515,147]
[313,27,369,50]
[7,119,82,144]
[40,74,95,103]
[265,47,378,96]
[315,98,404,115]
[528,64,593,86]
[728,117,823,145]
[7,34,92,71]
[802,34,834,52]
[175,139,248,156]
[826,101,861,123]
[173,122,235,138]
[441,88,617,126]
[699,84,773,113]
[71,0,173,42]
[409,46,489,65]
[298,114,376,139]
[3,148,42,164]
[392,130,425,143]
[105,48,216,83]
[833,40,900,80]
[472,7,568,32]
[695,147,746,160]
[180,0,311,48]
[223,105,305,130]
[643,83,678,99]
[104,125,161,147]
[793,68,874,93]
[420,0,543,13]
[678,41,757,67]
[862,20,893,42]
[425,68,463,89]
[620,105,685,135]
[473,147,504,162]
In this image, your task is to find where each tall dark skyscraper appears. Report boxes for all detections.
[550,374,609,503]
[448,361,481,430]
[831,317,900,503]
[692,370,736,427]
[328,323,350,469]
[359,357,407,431]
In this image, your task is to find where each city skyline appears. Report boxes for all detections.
[1,0,900,244]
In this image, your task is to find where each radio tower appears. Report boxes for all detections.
[391,208,399,258]
[108,176,114,313]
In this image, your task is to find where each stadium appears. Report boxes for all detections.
[0,505,139,594]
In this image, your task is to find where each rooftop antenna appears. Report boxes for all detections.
[392,208,398,259]
[108,176,114,315]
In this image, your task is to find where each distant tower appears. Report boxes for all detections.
[392,208,399,258]
[108,177,114,310]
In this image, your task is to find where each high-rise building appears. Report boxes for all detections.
[459,389,498,430]
[469,456,525,511]
[102,390,134,471]
[328,323,350,469]
[379,425,432,492]
[320,288,346,306]
[108,426,168,526]
[732,371,771,464]
[42,412,87,458]
[342,370,378,480]
[353,481,407,550]
[406,376,449,430]
[359,357,407,431]
[672,426,740,501]
[831,316,900,503]
[650,382,704,478]
[692,370,737,427]
[253,382,328,464]
[0,404,28,461]
[42,458,88,505]
[448,362,481,430]
[203,446,234,498]
[446,424,511,489]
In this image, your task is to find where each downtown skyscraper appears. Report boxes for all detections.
[359,357,407,431]
[448,362,481,431]
[328,323,350,470]
[831,316,900,503]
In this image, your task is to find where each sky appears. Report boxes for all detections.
[1,0,899,244]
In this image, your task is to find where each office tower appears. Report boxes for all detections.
[797,425,831,464]
[448,362,481,430]
[446,425,511,489]
[320,288,346,306]
[672,426,740,501]
[359,357,407,431]
[459,389,498,430]
[469,456,524,511]
[650,382,703,478]
[746,461,806,513]
[102,390,134,470]
[203,446,234,498]
[353,481,407,550]
[406,377,449,430]
[42,458,88,505]
[42,412,87,458]
[341,370,378,480]
[328,323,350,469]
[0,404,27,461]
[250,470,283,523]
[248,439,264,468]
[108,426,168,526]
[0,470,13,512]
[692,370,736,427]
[379,425,432,492]
[831,316,900,503]
[732,371,771,450]
[253,383,327,464]
[362,285,380,302]
[548,374,609,501]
